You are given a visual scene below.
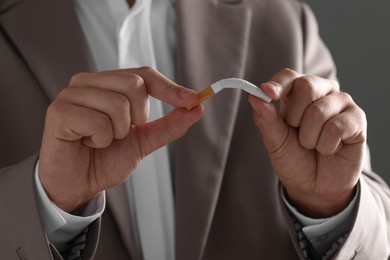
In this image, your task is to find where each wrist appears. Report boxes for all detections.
[44,188,95,213]
[38,173,98,213]
[45,185,98,213]
[285,186,357,218]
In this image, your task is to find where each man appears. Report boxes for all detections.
[0,0,389,259]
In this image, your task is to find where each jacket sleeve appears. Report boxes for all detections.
[336,142,390,260]
[0,154,101,260]
[279,3,390,259]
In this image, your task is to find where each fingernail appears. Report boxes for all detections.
[261,82,282,99]
[179,88,195,99]
[268,81,282,94]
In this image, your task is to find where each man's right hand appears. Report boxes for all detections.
[38,67,204,212]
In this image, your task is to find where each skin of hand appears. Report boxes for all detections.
[249,68,367,218]
[38,67,204,213]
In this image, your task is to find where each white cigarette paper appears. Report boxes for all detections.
[186,78,272,110]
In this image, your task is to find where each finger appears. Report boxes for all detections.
[123,67,198,107]
[260,68,340,127]
[138,105,204,156]
[249,95,288,153]
[57,87,133,139]
[283,76,339,127]
[69,67,198,109]
[299,92,352,150]
[316,106,367,155]
[69,72,149,125]
[260,68,303,99]
[46,101,114,148]
[258,68,302,120]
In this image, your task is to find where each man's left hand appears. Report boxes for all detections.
[249,68,366,218]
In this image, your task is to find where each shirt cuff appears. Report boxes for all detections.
[34,161,106,248]
[282,186,358,258]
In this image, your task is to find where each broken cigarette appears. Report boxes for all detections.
[186,78,272,110]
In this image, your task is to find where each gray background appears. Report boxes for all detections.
[304,1,390,184]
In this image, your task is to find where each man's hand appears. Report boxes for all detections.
[39,67,204,212]
[249,68,366,218]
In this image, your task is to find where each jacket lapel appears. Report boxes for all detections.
[174,1,252,259]
[0,0,95,101]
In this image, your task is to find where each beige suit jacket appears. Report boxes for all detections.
[1,0,389,259]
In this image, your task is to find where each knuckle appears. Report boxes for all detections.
[305,103,326,122]
[46,101,64,121]
[340,91,354,103]
[138,66,166,83]
[294,76,315,92]
[353,106,367,131]
[357,107,367,123]
[56,87,75,100]
[293,77,316,101]
[330,79,340,91]
[56,88,68,99]
[325,119,343,137]
[280,68,298,77]
[128,73,144,86]
[69,72,91,86]
[341,92,367,126]
[127,74,147,95]
[112,94,130,113]
[139,66,157,75]
[93,114,111,132]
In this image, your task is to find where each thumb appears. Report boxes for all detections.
[249,95,288,153]
[139,105,204,156]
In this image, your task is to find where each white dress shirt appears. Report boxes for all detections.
[35,0,357,259]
